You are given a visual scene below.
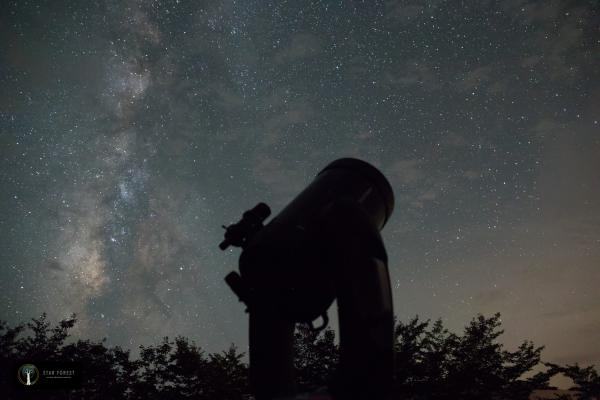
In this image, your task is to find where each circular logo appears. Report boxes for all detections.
[17,364,39,386]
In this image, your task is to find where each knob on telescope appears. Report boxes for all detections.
[219,203,271,250]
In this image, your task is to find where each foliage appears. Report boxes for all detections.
[546,362,600,400]
[393,313,554,400]
[1,313,596,399]
[293,324,338,392]
[0,315,248,400]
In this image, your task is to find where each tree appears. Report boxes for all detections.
[293,324,339,393]
[131,336,248,400]
[61,338,135,400]
[162,336,210,399]
[1,314,134,400]
[205,344,249,400]
[546,363,600,400]
[0,319,26,396]
[393,313,554,400]
[14,312,76,361]
[1,312,597,399]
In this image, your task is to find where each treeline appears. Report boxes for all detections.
[1,313,598,399]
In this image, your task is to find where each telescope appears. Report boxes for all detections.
[220,158,395,400]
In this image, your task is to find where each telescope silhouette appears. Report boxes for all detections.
[220,158,395,400]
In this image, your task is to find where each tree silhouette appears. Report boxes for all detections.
[61,338,134,400]
[14,312,76,361]
[130,336,248,400]
[393,313,554,400]
[546,362,600,400]
[293,324,338,392]
[205,344,249,400]
[0,315,248,400]
[1,312,597,399]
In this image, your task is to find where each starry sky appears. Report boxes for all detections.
[1,0,599,375]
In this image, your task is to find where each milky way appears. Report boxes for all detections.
[1,0,599,375]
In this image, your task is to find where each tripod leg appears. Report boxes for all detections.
[323,199,395,400]
[249,305,297,400]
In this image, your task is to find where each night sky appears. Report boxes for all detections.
[1,0,599,378]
